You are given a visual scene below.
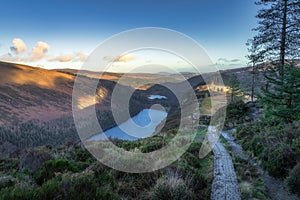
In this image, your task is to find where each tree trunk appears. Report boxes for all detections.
[279,0,288,77]
[251,63,255,102]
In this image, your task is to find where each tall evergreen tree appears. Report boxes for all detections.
[246,38,264,102]
[226,75,243,103]
[250,0,300,77]
[248,0,300,123]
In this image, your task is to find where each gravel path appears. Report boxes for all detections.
[210,127,241,200]
[222,130,299,200]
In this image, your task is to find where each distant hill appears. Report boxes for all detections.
[4,60,294,125]
[0,62,145,125]
[53,68,194,90]
[219,60,300,100]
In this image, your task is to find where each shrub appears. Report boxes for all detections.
[152,170,191,200]
[261,144,297,177]
[0,159,18,173]
[35,159,79,185]
[286,163,300,196]
[35,178,63,200]
[225,100,249,124]
[60,172,98,200]
[36,171,120,200]
[96,188,119,200]
[70,147,94,163]
[0,183,36,200]
[0,176,17,189]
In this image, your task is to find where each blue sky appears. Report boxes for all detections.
[0,0,258,71]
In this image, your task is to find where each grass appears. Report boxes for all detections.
[219,131,268,200]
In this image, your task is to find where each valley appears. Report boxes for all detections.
[0,60,299,200]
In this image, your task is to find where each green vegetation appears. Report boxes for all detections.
[214,100,250,130]
[235,122,299,178]
[243,0,300,196]
[220,135,268,200]
[260,64,300,123]
[233,156,267,200]
[235,121,300,197]
[225,74,243,103]
[0,129,213,200]
[286,163,300,197]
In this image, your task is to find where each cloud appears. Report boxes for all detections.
[103,53,135,62]
[1,38,89,64]
[48,52,88,62]
[1,40,50,62]
[31,41,50,60]
[76,52,87,61]
[114,53,135,62]
[217,58,241,64]
[48,55,74,62]
[10,38,27,54]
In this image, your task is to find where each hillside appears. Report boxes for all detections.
[0,62,146,125]
[54,68,195,90]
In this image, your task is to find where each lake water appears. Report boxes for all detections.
[88,109,168,141]
[148,95,167,100]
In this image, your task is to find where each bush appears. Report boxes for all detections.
[152,170,191,200]
[0,183,36,200]
[36,171,120,200]
[236,122,300,178]
[96,188,119,200]
[70,147,94,163]
[0,176,17,189]
[35,178,63,200]
[35,159,79,185]
[286,163,300,196]
[225,100,249,125]
[261,144,297,177]
[60,172,98,200]
[0,159,18,173]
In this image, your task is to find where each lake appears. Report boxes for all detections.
[88,109,168,141]
[148,95,167,100]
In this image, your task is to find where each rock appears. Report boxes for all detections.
[0,142,18,159]
[19,149,52,171]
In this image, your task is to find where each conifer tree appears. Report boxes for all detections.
[226,75,243,103]
[260,64,300,122]
[250,0,300,77]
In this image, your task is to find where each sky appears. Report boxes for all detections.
[0,0,259,72]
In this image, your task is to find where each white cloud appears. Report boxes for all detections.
[2,40,50,62]
[76,52,87,61]
[10,38,27,54]
[103,53,135,62]
[48,52,87,62]
[48,55,73,62]
[31,41,50,61]
[1,38,89,65]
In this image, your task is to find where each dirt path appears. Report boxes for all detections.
[222,129,299,200]
[210,128,241,200]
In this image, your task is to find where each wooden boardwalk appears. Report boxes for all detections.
[209,128,241,200]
